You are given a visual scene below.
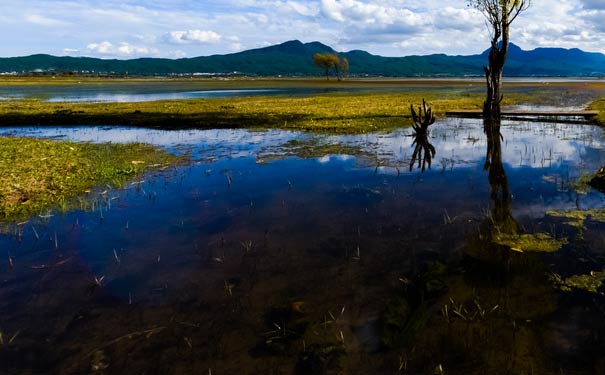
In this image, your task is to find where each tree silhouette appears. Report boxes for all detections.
[409,99,436,172]
[469,0,531,121]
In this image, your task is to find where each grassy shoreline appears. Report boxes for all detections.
[1,79,604,132]
[589,97,605,125]
[0,137,182,222]
[0,91,494,133]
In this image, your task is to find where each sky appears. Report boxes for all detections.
[0,0,604,59]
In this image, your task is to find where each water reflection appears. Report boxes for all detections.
[2,119,605,374]
[409,100,436,172]
[429,116,605,374]
[484,116,519,236]
[45,89,282,103]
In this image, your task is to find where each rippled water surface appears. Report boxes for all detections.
[2,118,605,374]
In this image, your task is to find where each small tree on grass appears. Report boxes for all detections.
[313,53,340,80]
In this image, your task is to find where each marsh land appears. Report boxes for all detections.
[1,77,604,131]
[1,77,605,375]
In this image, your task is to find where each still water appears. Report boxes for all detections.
[0,86,370,103]
[0,88,285,102]
[2,119,605,374]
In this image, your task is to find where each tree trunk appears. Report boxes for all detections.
[483,2,510,126]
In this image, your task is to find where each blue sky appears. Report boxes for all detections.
[1,0,603,58]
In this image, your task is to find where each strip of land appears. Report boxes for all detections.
[0,92,487,133]
[0,78,604,133]
[447,109,599,119]
[0,137,183,222]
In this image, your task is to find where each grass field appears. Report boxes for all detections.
[1,78,604,132]
[0,92,488,133]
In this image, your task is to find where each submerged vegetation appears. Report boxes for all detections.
[547,209,605,230]
[492,232,568,253]
[256,138,375,163]
[0,137,181,221]
[551,271,605,293]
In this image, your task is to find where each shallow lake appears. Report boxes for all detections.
[2,118,605,374]
[2,77,601,103]
[0,85,380,103]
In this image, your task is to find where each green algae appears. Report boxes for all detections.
[551,271,605,293]
[547,209,605,230]
[492,232,567,253]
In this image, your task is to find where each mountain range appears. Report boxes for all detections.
[0,40,604,77]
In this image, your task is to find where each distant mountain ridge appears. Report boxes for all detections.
[0,40,604,77]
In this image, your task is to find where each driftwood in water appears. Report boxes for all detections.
[410,99,436,172]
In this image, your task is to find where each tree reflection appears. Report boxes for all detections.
[483,116,520,238]
[409,100,436,172]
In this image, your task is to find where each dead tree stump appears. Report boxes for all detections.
[410,99,436,172]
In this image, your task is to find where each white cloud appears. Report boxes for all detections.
[0,0,604,58]
[171,50,187,58]
[86,41,159,57]
[25,14,66,26]
[285,1,320,17]
[226,36,242,51]
[167,30,222,44]
[86,41,113,54]
[62,48,79,55]
[320,0,425,28]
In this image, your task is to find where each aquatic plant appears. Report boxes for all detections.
[547,209,605,230]
[492,232,567,253]
[551,271,605,293]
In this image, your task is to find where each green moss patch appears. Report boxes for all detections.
[547,209,605,230]
[0,136,182,221]
[551,271,605,293]
[492,232,567,253]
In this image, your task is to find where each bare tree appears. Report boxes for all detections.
[469,0,531,120]
[336,57,349,81]
[409,99,436,172]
